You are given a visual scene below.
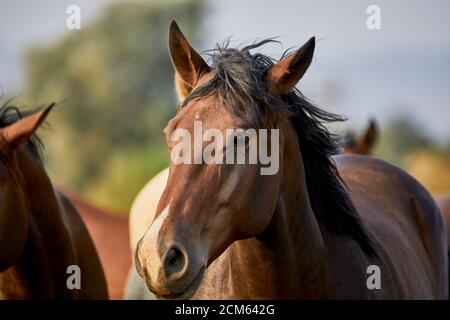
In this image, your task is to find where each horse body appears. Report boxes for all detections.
[0,106,108,299]
[343,122,450,257]
[335,155,446,298]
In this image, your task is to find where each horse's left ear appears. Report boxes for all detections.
[266,37,315,95]
[1,103,54,150]
[169,20,210,100]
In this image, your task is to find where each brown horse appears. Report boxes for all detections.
[58,188,131,299]
[0,104,108,299]
[343,119,378,155]
[132,21,448,299]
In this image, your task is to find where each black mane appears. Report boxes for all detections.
[342,131,357,149]
[181,40,375,255]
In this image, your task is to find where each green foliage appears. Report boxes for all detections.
[24,0,204,211]
[84,143,169,211]
[375,115,432,166]
[373,113,450,195]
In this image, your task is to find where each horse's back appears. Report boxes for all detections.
[129,168,169,252]
[335,155,448,298]
[57,192,109,299]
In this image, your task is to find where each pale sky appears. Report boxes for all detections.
[1,0,449,140]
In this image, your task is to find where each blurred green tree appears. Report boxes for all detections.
[24,0,204,211]
[376,114,432,166]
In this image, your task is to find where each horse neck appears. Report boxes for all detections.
[15,146,77,297]
[0,218,55,299]
[0,147,59,298]
[202,123,328,299]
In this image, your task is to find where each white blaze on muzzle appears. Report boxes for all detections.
[138,203,171,283]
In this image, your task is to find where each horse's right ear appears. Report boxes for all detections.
[357,119,379,155]
[169,20,210,100]
[1,103,54,150]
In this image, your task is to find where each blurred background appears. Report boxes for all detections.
[1,0,449,212]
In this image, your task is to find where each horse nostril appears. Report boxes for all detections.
[164,246,186,277]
